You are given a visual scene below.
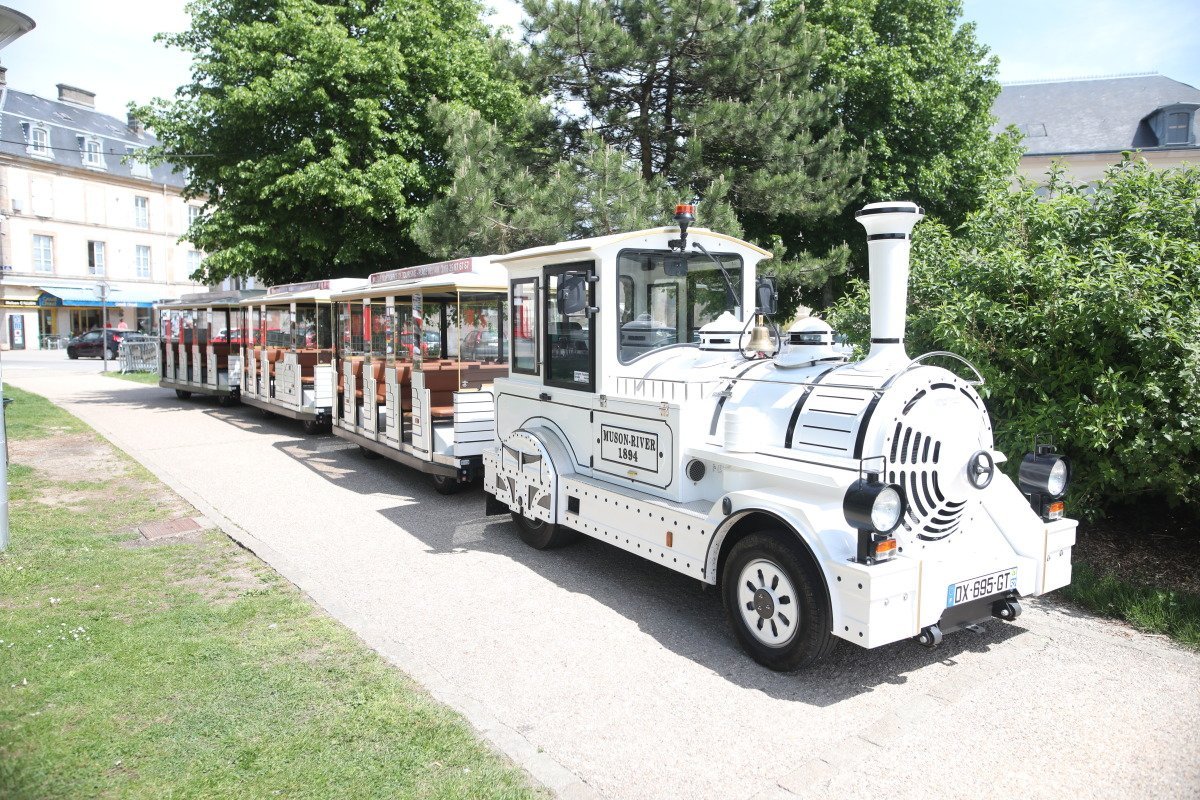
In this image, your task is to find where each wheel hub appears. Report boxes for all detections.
[736,558,799,648]
[753,588,775,619]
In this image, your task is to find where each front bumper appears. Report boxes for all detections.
[830,517,1077,649]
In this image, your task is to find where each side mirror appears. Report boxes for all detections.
[756,276,778,316]
[664,256,689,277]
[558,273,590,316]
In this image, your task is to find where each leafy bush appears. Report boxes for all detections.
[829,158,1200,513]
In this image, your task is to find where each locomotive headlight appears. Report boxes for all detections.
[1019,444,1071,520]
[844,474,906,564]
[870,487,904,532]
[1018,446,1071,499]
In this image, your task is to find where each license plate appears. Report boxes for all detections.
[946,568,1017,607]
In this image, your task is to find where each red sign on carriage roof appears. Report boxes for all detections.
[267,280,331,295]
[369,258,474,285]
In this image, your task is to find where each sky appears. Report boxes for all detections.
[0,0,1197,120]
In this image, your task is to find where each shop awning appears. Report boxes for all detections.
[36,285,169,308]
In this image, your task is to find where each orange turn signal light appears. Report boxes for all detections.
[675,203,695,216]
[1047,500,1065,520]
[874,538,898,559]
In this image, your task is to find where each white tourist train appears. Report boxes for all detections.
[483,202,1077,670]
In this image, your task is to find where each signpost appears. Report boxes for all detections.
[96,281,110,372]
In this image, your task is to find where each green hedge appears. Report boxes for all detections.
[830,158,1200,513]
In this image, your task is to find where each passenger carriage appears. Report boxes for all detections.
[157,290,264,403]
[330,258,509,494]
[484,203,1077,670]
[239,279,365,432]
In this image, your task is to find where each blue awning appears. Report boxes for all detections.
[37,285,168,308]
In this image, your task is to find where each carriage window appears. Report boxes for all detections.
[198,309,212,346]
[182,309,195,346]
[616,249,742,363]
[458,296,507,365]
[511,279,537,375]
[264,307,286,347]
[370,302,388,357]
[544,262,595,391]
[347,302,366,355]
[251,307,262,347]
[296,303,317,349]
[393,303,416,363]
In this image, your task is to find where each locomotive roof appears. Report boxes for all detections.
[493,226,771,266]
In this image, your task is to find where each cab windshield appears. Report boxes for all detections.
[616,249,743,363]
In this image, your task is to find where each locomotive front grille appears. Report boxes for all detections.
[883,381,981,541]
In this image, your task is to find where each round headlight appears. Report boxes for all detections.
[1019,449,1071,499]
[871,486,904,532]
[844,477,906,534]
[1047,459,1069,496]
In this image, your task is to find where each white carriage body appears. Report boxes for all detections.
[328,257,510,483]
[484,208,1077,654]
[157,289,265,399]
[239,279,365,424]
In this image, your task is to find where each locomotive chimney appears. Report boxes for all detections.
[854,201,924,367]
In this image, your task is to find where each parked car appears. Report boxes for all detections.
[461,329,500,361]
[66,329,150,360]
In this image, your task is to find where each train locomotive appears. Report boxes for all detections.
[484,201,1077,670]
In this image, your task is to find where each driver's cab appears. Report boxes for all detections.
[491,213,772,500]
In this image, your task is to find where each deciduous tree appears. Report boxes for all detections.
[137,0,527,285]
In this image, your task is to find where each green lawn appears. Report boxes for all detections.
[1063,563,1200,647]
[0,385,541,799]
[101,371,160,385]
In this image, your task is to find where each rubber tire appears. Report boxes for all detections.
[103,348,116,361]
[175,389,192,400]
[431,474,461,495]
[511,510,578,550]
[218,393,239,408]
[721,530,836,671]
[302,419,323,435]
[67,350,79,360]
[359,445,383,460]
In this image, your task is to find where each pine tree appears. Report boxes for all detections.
[418,0,864,316]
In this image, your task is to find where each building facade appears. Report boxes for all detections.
[992,74,1200,183]
[0,69,207,349]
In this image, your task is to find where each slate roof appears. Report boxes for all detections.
[0,87,188,187]
[991,74,1200,156]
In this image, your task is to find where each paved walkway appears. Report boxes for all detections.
[8,361,1200,800]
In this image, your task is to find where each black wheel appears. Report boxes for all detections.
[511,510,577,550]
[359,445,383,460]
[218,393,238,408]
[302,419,323,435]
[175,389,192,400]
[67,349,79,360]
[721,531,835,671]
[103,348,116,361]
[431,474,460,495]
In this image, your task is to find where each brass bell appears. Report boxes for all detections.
[746,314,773,355]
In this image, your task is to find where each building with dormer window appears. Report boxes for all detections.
[992,73,1200,183]
[0,69,211,349]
